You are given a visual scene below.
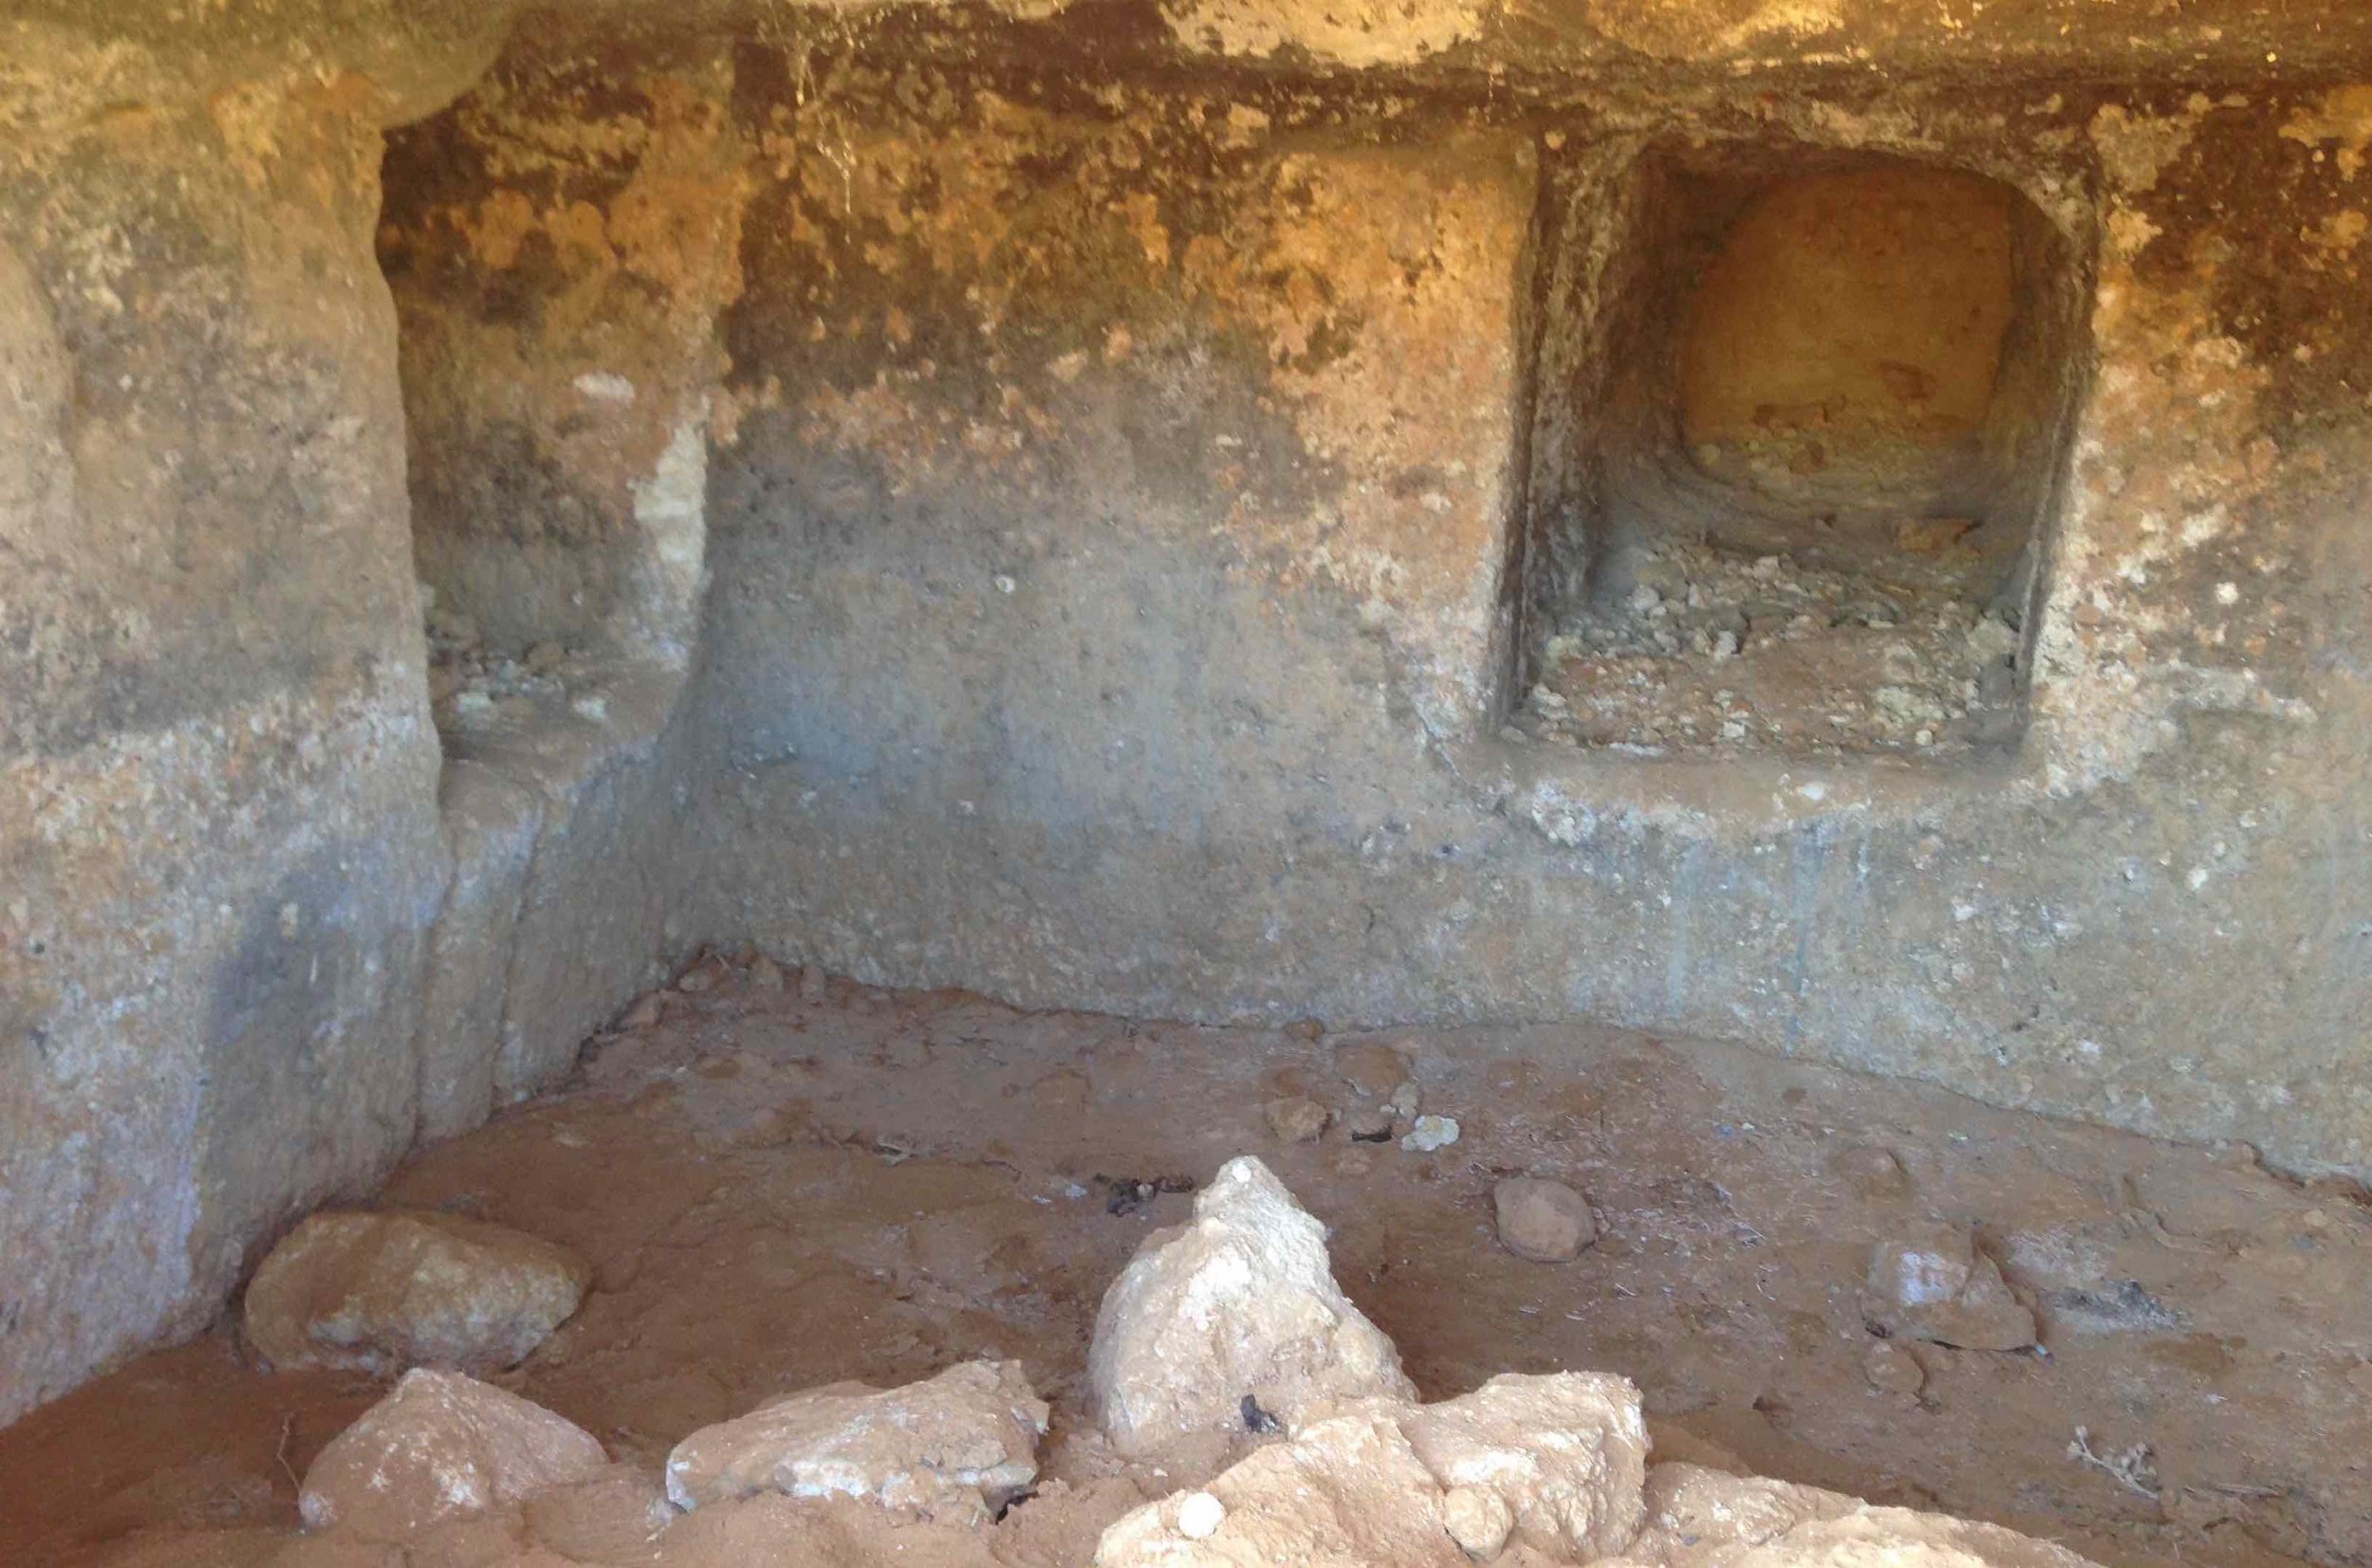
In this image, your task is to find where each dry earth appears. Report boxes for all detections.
[6,956,2367,1567]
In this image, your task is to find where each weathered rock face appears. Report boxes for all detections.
[375,32,740,1130]
[1087,1157,1416,1457]
[678,25,2372,1194]
[0,37,457,1429]
[1678,166,2016,463]
[298,1368,609,1540]
[664,1359,1048,1523]
[377,33,746,669]
[1096,1410,1468,1568]
[1397,1372,1649,1561]
[242,1208,590,1374]
[0,9,708,1424]
[1623,1463,1862,1568]
[1614,1467,2102,1568]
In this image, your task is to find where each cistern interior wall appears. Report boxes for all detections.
[2,0,2368,1425]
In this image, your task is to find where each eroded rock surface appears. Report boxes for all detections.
[1862,1224,2038,1352]
[299,1369,608,1540]
[1398,1372,1648,1560]
[1095,1410,1466,1568]
[1443,1483,1517,1559]
[245,1209,591,1374]
[664,1359,1048,1523]
[1621,1463,1863,1568]
[1086,1157,1416,1457]
[1614,1471,2099,1568]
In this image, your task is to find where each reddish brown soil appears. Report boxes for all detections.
[6,961,2367,1568]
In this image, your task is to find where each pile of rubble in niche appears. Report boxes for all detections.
[233,1155,2097,1568]
[424,591,608,731]
[1519,536,2026,758]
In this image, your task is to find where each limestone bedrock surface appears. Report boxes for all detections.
[243,1208,591,1374]
[664,1358,1048,1522]
[1086,1156,1416,1457]
[298,1368,609,1540]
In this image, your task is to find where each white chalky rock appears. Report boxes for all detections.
[1087,1156,1417,1457]
[664,1359,1047,1524]
[299,1369,608,1541]
[1399,1371,1648,1561]
[1621,1463,1862,1568]
[1096,1411,1465,1568]
[1443,1485,1514,1559]
[1401,1116,1459,1153]
[1609,1466,2103,1568]
[1176,1491,1227,1539]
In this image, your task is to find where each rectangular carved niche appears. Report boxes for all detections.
[1509,138,2087,760]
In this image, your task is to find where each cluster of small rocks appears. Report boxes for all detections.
[1263,1039,1460,1155]
[425,596,603,730]
[611,946,829,1037]
[1516,539,2024,756]
[249,1154,2078,1568]
[1264,1038,1599,1265]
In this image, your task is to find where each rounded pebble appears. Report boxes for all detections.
[1176,1490,1226,1539]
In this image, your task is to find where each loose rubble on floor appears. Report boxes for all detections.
[244,1208,591,1374]
[1520,539,2025,757]
[663,1358,1047,1522]
[208,1149,2107,1568]
[36,960,2363,1568]
[1494,1178,1597,1264]
[299,1368,611,1540]
[425,598,607,732]
[1086,1156,1419,1463]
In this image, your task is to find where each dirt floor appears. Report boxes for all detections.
[6,955,2370,1567]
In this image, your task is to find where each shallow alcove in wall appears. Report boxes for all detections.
[374,46,731,748]
[1510,142,2090,759]
[363,40,747,1142]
